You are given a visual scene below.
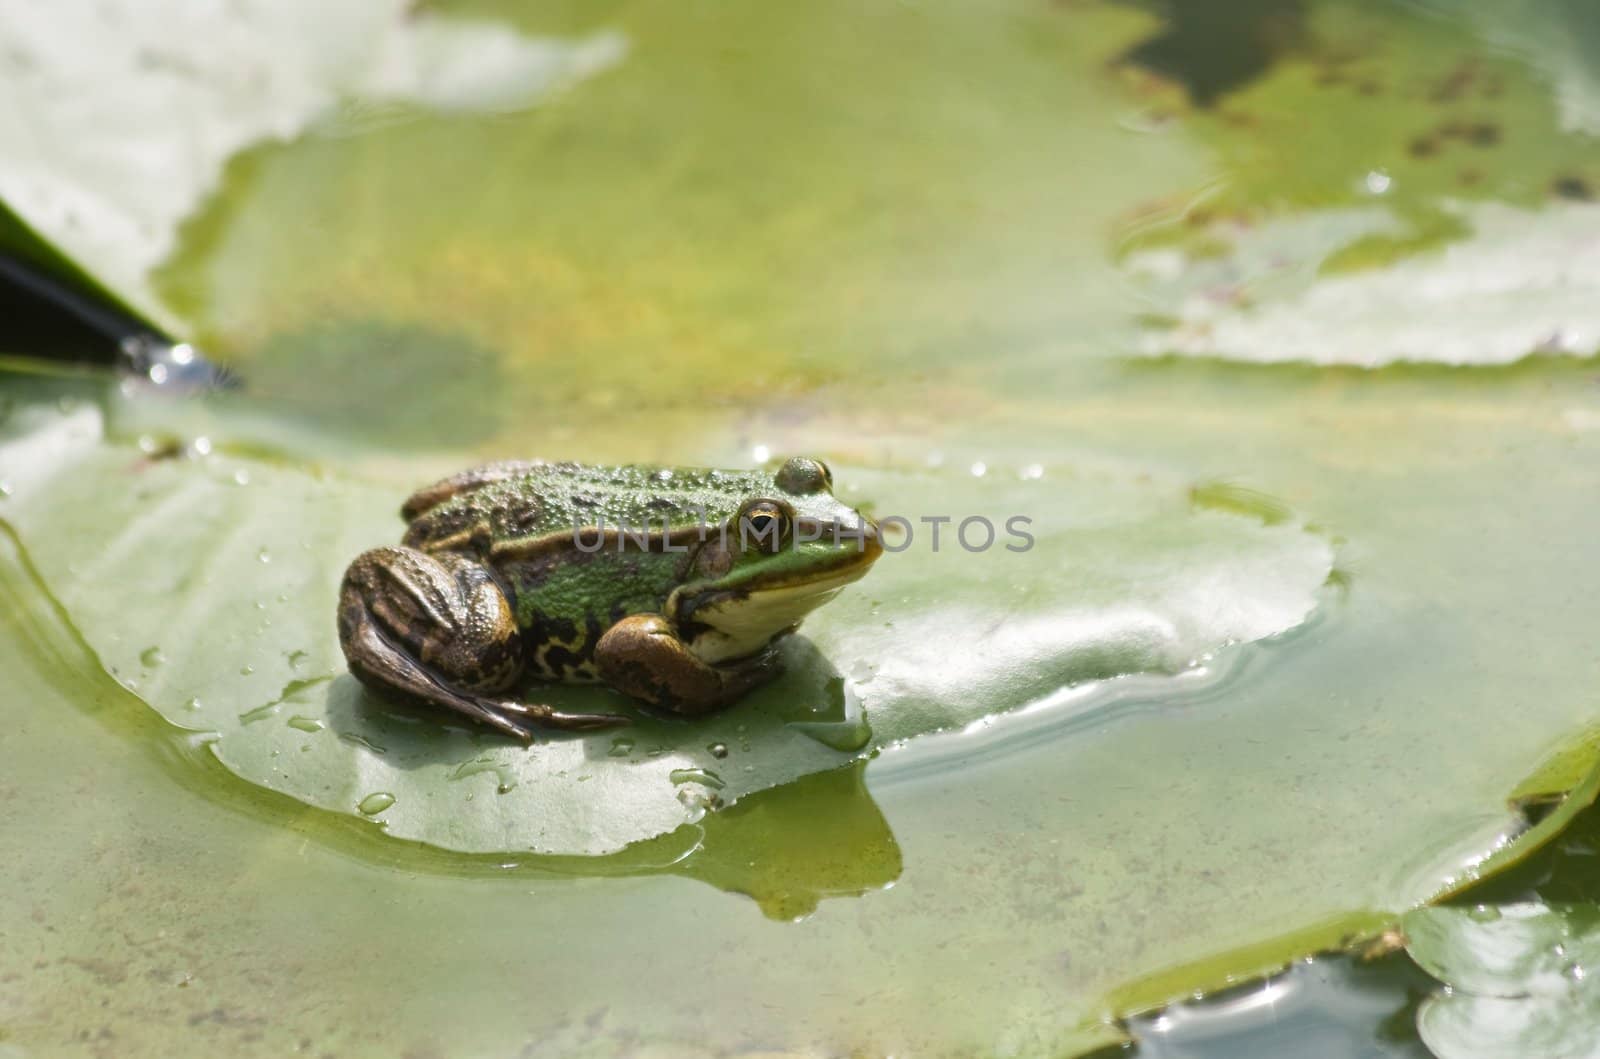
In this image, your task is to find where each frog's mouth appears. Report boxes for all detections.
[673,559,877,665]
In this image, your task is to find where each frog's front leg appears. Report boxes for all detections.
[338,546,628,739]
[595,614,783,716]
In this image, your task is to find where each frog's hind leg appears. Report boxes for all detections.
[338,546,628,740]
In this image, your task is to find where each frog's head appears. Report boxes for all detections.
[667,457,883,664]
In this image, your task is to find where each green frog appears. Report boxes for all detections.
[337,457,881,740]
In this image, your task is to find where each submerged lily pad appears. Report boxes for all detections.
[0,383,1332,856]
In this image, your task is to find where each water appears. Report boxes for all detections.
[1092,957,1435,1059]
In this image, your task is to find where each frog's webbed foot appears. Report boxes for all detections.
[595,614,783,717]
[338,546,628,740]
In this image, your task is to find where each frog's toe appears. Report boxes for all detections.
[493,699,632,732]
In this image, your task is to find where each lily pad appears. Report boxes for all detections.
[0,0,624,332]
[1407,901,1600,1058]
[5,0,1600,1055]
[0,381,1332,856]
[1116,0,1600,368]
[1132,201,1600,365]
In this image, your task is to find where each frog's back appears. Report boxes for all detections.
[400,460,768,555]
[396,460,771,684]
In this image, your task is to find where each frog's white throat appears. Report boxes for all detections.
[683,568,865,665]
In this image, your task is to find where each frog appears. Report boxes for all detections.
[337,456,882,741]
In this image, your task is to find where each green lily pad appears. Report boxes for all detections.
[0,0,624,334]
[0,380,1332,856]
[1132,201,1600,365]
[1116,0,1600,368]
[7,0,1600,1055]
[1414,0,1600,138]
[1407,901,1600,1059]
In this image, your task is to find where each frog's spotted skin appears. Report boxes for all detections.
[337,457,880,740]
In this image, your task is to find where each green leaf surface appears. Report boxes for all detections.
[0,0,624,335]
[1407,902,1600,1059]
[0,381,1331,856]
[1117,0,1600,368]
[4,0,1600,1055]
[1131,201,1600,365]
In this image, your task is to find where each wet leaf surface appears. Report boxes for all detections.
[2,0,1600,1055]
[1408,902,1600,1059]
[0,380,1330,857]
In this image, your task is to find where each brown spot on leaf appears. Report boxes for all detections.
[1408,135,1439,159]
[1429,60,1481,103]
[1553,176,1595,202]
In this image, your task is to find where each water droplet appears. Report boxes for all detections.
[970,461,987,477]
[1568,963,1588,982]
[751,444,771,463]
[287,715,323,733]
[232,469,251,486]
[450,757,518,793]
[1020,463,1044,480]
[191,436,212,456]
[239,702,277,725]
[139,646,165,668]
[608,737,636,757]
[257,547,271,564]
[286,649,309,670]
[1364,169,1392,195]
[707,742,729,759]
[0,481,12,498]
[56,396,78,414]
[338,731,388,755]
[669,767,726,790]
[1467,904,1503,922]
[184,697,201,711]
[240,664,255,676]
[358,792,395,815]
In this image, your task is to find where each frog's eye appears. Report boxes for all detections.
[775,457,833,495]
[738,499,791,553]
